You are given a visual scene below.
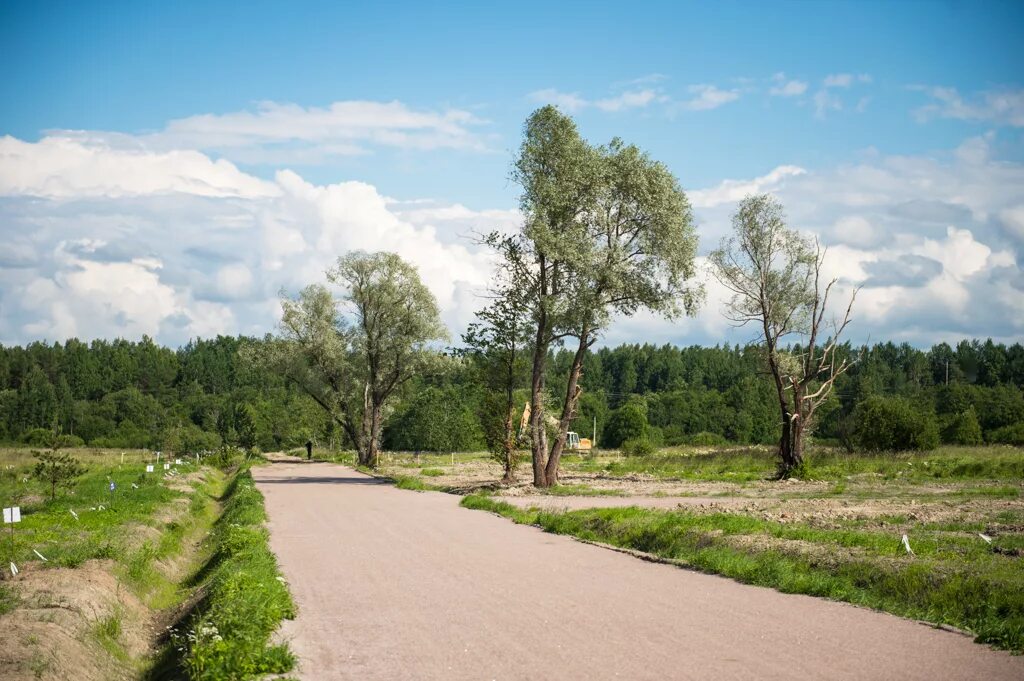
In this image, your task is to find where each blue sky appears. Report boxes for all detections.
[1,1,1023,348]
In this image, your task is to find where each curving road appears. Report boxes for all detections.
[252,457,1024,680]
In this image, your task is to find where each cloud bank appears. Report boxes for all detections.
[1,124,1021,349]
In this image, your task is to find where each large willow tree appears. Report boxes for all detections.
[255,251,447,467]
[511,106,703,487]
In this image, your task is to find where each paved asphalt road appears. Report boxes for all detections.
[252,458,1024,680]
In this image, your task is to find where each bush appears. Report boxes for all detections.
[988,422,1024,446]
[604,397,649,448]
[941,408,983,445]
[853,396,939,451]
[621,438,656,457]
[20,428,55,447]
[687,431,728,446]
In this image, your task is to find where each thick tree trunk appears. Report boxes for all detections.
[777,409,805,478]
[543,331,588,486]
[366,404,383,468]
[777,406,790,475]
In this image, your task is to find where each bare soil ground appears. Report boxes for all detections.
[0,561,151,681]
[253,457,1024,680]
[379,455,1024,528]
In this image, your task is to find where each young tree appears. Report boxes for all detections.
[235,404,258,450]
[709,194,857,477]
[461,237,532,483]
[32,451,85,501]
[512,106,702,487]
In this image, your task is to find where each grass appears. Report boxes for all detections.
[0,451,201,572]
[540,484,622,497]
[0,583,18,615]
[420,468,445,477]
[462,495,1024,653]
[172,470,296,680]
[93,605,128,664]
[565,444,1024,484]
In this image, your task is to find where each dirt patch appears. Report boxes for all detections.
[0,561,152,681]
[119,522,164,555]
[154,497,190,525]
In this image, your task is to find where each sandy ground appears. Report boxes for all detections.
[252,457,1024,681]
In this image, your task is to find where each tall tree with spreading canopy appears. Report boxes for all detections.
[253,251,447,467]
[709,194,857,478]
[512,106,703,487]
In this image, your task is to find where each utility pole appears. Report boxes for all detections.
[946,360,949,386]
[592,415,597,446]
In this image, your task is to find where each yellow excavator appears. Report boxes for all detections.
[517,402,592,452]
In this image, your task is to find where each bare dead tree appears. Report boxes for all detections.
[710,194,858,477]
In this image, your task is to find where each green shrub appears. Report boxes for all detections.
[988,422,1024,446]
[621,438,656,457]
[941,408,983,445]
[604,397,649,448]
[853,396,939,451]
[687,431,728,446]
[20,428,55,447]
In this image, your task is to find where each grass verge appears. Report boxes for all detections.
[169,470,296,679]
[462,495,1024,653]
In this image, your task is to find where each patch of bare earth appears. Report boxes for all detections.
[0,561,151,681]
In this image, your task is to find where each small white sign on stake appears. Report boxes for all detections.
[146,464,154,473]
[3,506,21,523]
[175,458,182,465]
[9,562,17,576]
[163,463,170,470]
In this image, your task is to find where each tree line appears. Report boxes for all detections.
[3,333,1021,457]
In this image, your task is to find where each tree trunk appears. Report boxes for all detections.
[529,314,550,487]
[542,330,589,486]
[501,404,516,484]
[778,409,794,477]
[791,417,804,473]
[366,404,383,468]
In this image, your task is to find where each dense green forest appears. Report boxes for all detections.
[1,336,1023,452]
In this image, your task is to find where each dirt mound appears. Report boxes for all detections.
[0,561,152,681]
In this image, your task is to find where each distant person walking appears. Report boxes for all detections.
[305,440,313,460]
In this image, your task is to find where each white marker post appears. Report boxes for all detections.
[163,463,170,470]
[3,506,21,575]
[146,464,154,473]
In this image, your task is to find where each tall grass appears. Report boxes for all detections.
[569,445,1024,483]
